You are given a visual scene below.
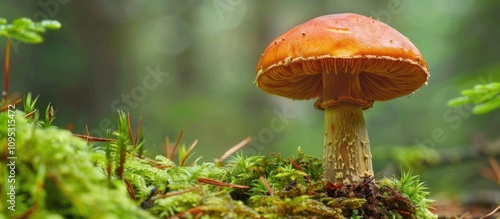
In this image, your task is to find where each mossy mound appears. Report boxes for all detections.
[0,109,436,218]
[0,111,155,219]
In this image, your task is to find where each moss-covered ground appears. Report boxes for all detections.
[0,98,436,219]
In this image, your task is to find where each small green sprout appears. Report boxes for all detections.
[21,92,56,128]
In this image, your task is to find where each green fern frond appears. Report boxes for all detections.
[448,82,500,114]
[0,17,60,43]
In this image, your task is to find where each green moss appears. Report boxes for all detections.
[0,111,154,218]
[395,172,437,219]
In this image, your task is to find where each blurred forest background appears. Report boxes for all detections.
[1,0,499,216]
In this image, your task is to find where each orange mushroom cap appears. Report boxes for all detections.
[255,13,429,109]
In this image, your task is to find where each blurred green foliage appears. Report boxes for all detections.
[0,17,60,43]
[448,82,500,114]
[1,0,499,209]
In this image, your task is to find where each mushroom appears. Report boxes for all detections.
[255,13,429,184]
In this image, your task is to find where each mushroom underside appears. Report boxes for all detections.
[256,57,428,103]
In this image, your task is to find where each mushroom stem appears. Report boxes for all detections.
[323,103,373,184]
